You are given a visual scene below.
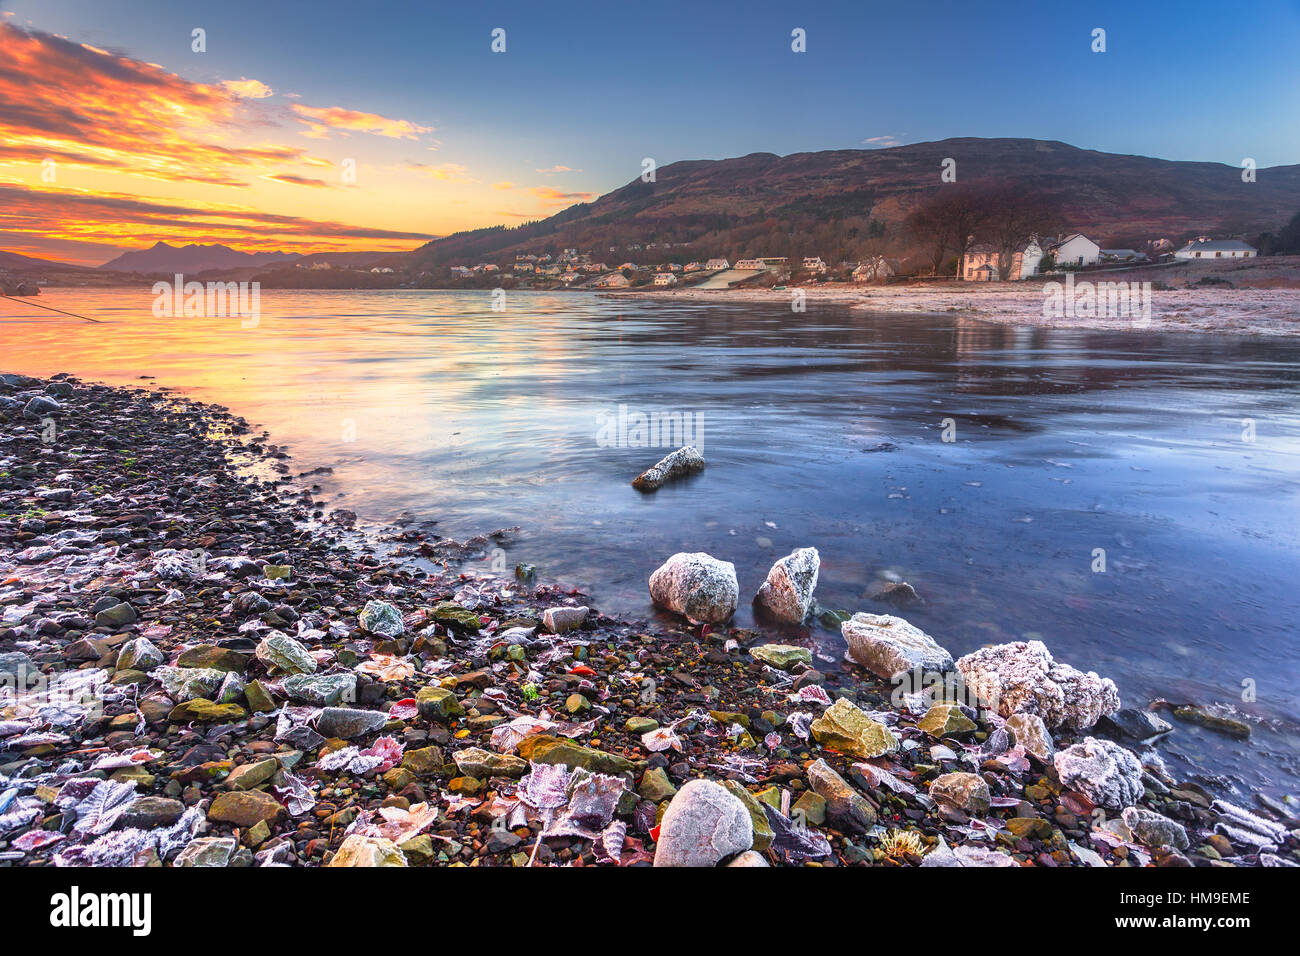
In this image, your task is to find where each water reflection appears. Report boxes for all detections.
[4,288,1299,796]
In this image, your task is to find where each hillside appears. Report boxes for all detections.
[413,138,1300,268]
[0,250,95,273]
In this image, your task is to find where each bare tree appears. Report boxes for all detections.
[978,187,1065,278]
[904,187,987,276]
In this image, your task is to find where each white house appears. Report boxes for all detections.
[1174,237,1257,260]
[653,272,678,286]
[1049,234,1101,268]
[734,259,766,270]
[960,238,1043,281]
[852,256,895,283]
[802,256,828,274]
[705,258,730,271]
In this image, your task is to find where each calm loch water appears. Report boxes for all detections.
[5,288,1300,797]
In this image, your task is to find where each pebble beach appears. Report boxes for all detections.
[1,372,1296,868]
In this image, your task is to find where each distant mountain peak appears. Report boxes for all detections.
[100,242,303,274]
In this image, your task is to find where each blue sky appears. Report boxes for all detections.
[10,0,1300,177]
[2,0,1298,261]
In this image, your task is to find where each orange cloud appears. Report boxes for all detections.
[0,180,434,262]
[406,162,475,184]
[222,77,274,99]
[0,23,440,260]
[0,23,295,187]
[530,185,595,206]
[291,103,432,140]
[265,173,333,188]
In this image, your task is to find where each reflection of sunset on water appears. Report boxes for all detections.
[6,286,1300,802]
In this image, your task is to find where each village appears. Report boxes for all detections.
[415,234,1260,293]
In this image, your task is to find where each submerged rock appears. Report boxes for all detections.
[841,612,953,680]
[726,850,770,867]
[648,551,738,625]
[866,579,922,608]
[754,547,820,624]
[1053,737,1144,810]
[632,445,705,492]
[955,640,1119,730]
[1101,707,1173,742]
[1171,705,1250,739]
[653,779,753,867]
[452,746,527,779]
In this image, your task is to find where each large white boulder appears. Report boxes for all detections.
[649,552,738,625]
[1053,737,1144,810]
[754,547,820,623]
[841,612,953,679]
[956,640,1119,730]
[653,779,753,867]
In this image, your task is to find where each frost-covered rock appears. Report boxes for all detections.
[726,850,770,867]
[153,665,225,703]
[754,547,820,623]
[282,672,356,706]
[841,612,953,679]
[653,779,753,867]
[542,605,588,633]
[810,697,898,759]
[175,836,237,867]
[316,707,388,739]
[632,445,705,491]
[358,600,404,637]
[116,636,163,672]
[327,834,407,867]
[255,630,317,675]
[648,552,738,625]
[806,758,875,833]
[955,640,1119,730]
[920,836,1018,867]
[1053,737,1144,810]
[929,772,990,814]
[1122,806,1189,849]
[1005,712,1055,761]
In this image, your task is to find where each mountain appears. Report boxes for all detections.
[99,241,302,274]
[414,138,1300,267]
[0,249,95,273]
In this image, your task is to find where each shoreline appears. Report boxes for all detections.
[616,283,1300,336]
[1,373,1293,867]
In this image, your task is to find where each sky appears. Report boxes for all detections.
[2,0,1299,265]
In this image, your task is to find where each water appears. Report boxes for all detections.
[4,287,1300,797]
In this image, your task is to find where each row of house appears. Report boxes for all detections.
[960,233,1257,282]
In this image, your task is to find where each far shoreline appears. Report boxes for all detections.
[612,281,1300,337]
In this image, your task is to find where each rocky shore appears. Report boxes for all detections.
[1,372,1295,868]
